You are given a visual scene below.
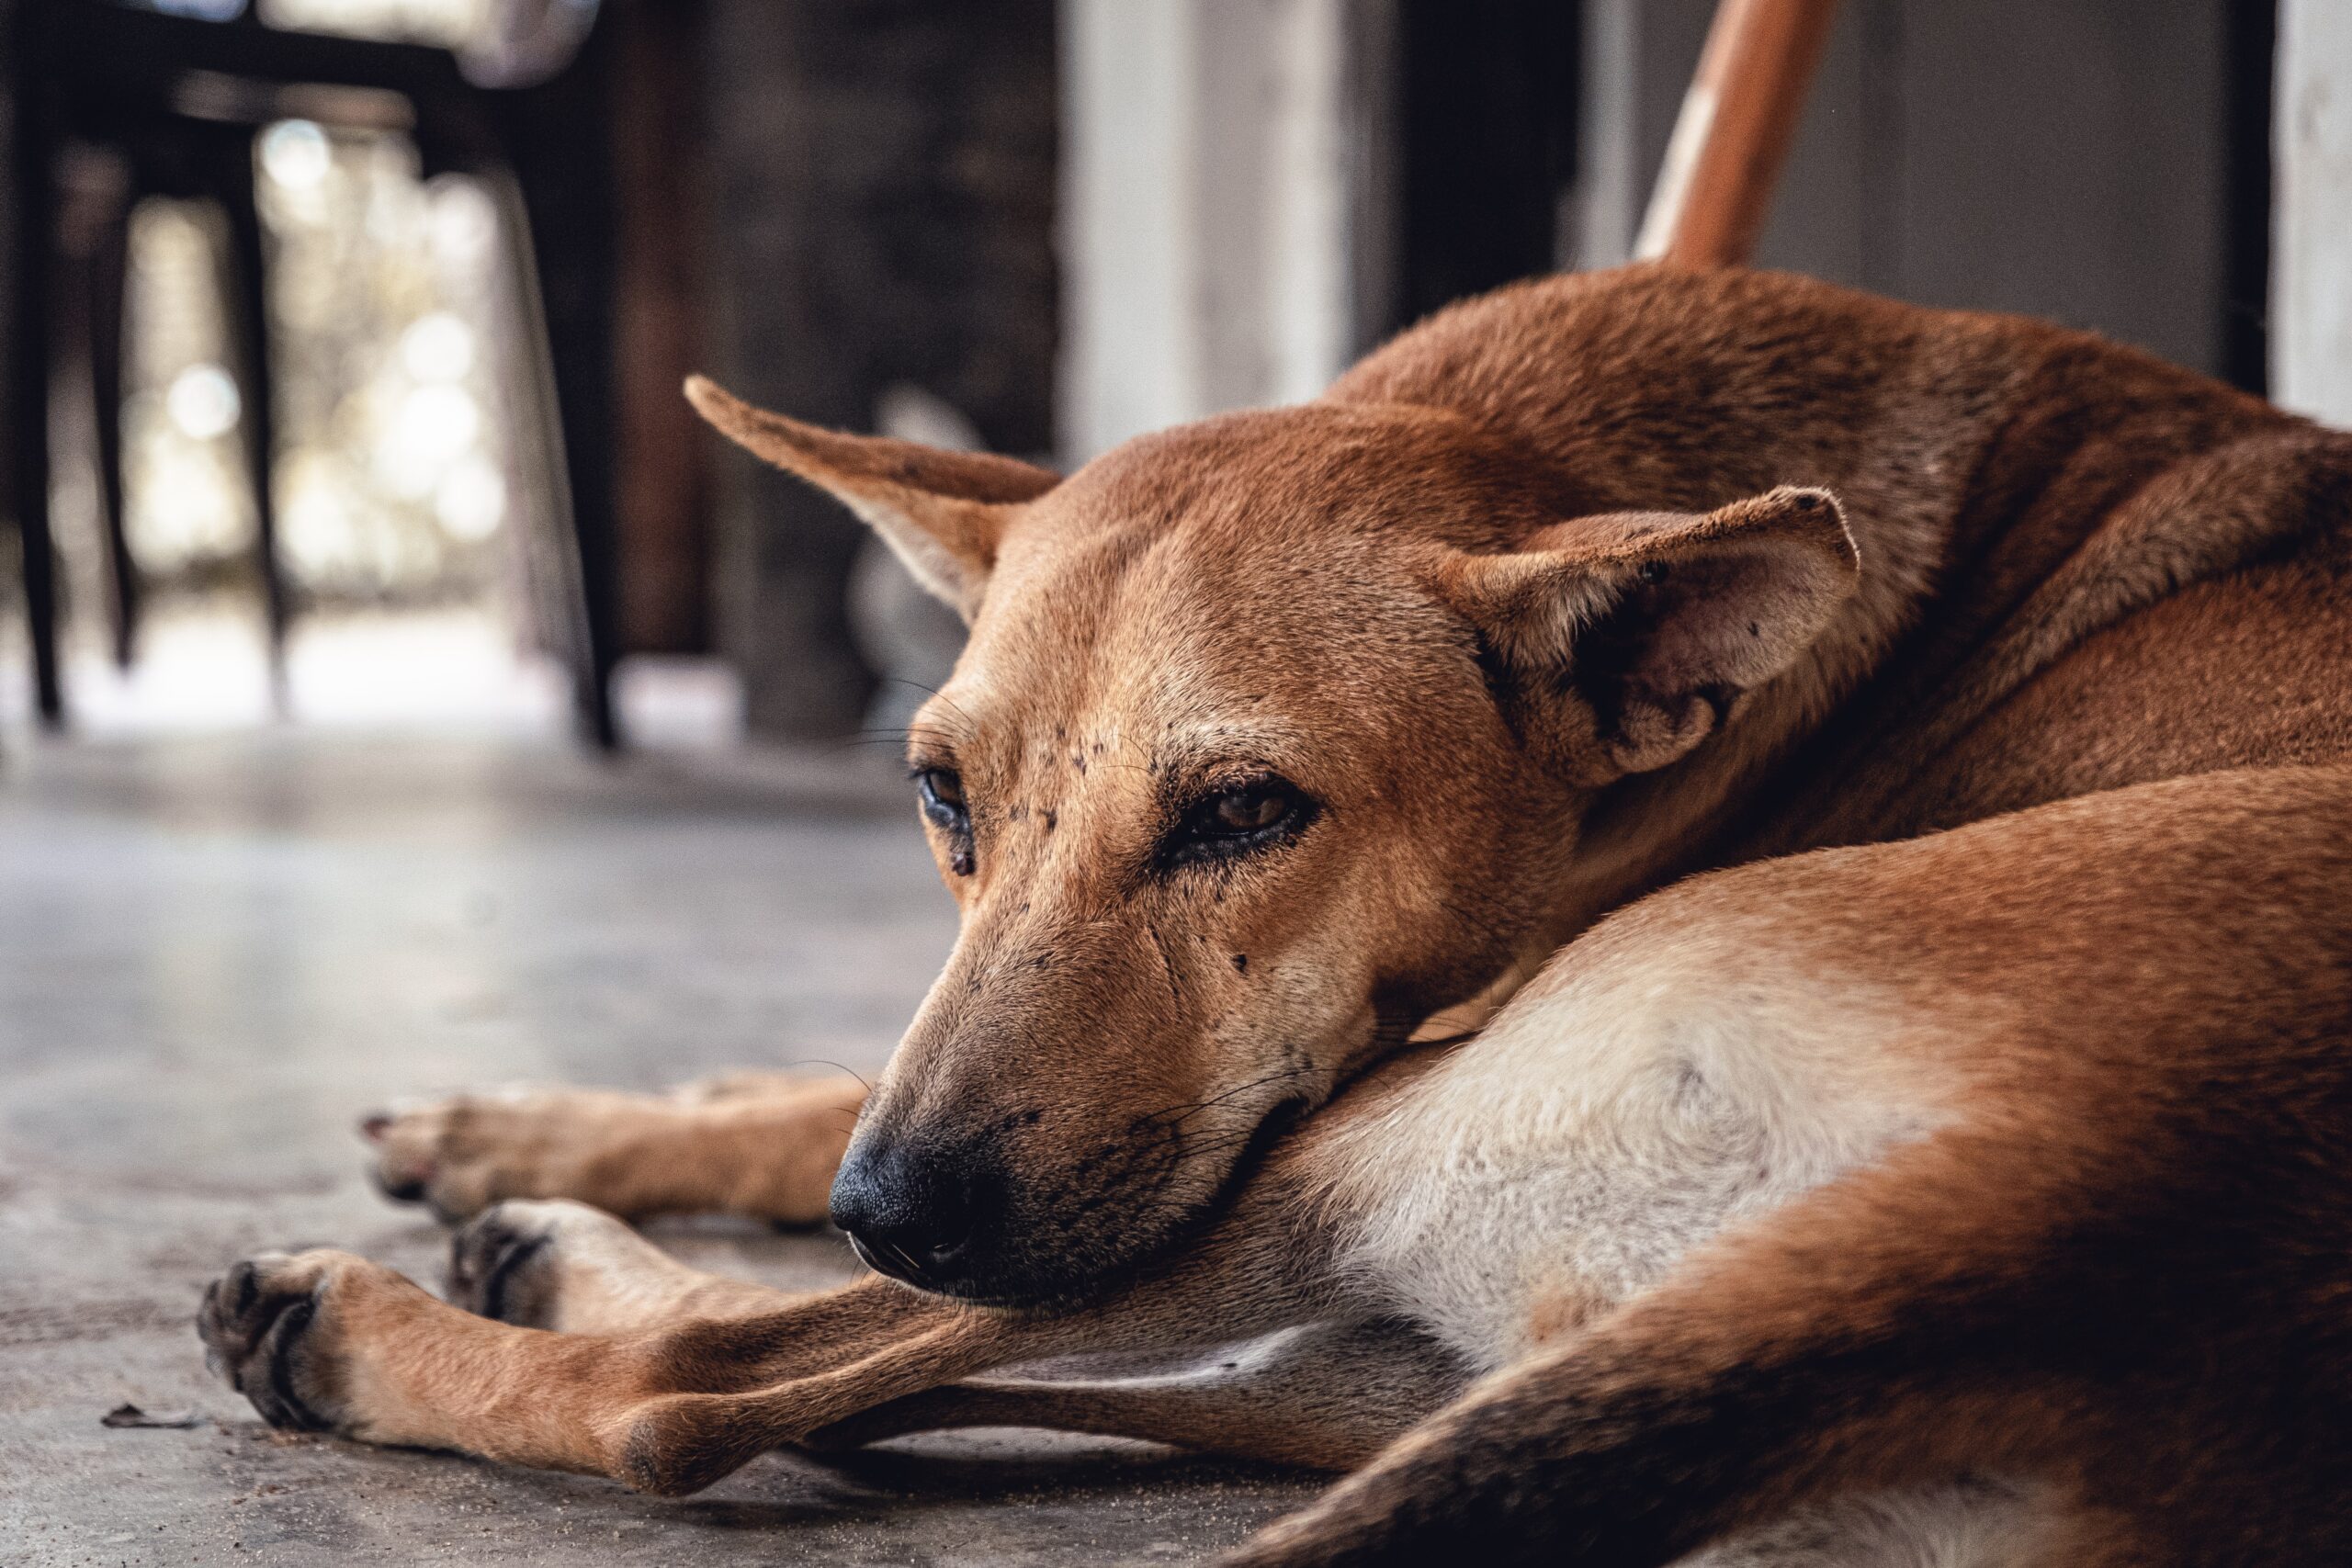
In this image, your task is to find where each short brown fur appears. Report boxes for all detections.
[205,265,2352,1564]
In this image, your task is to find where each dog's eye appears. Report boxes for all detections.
[1165,778,1312,866]
[1204,784,1290,833]
[917,767,968,828]
[915,768,975,874]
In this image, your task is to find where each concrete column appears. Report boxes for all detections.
[702,0,1056,739]
[2275,0,2352,424]
[1576,0,2233,378]
[1059,0,1364,460]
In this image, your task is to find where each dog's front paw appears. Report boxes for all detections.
[447,1199,628,1330]
[448,1199,703,1336]
[448,1201,558,1326]
[360,1089,650,1223]
[197,1249,372,1434]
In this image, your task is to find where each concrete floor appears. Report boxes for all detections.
[0,733,1315,1566]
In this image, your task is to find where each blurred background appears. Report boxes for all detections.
[2,0,2344,753]
[8,6,2352,1561]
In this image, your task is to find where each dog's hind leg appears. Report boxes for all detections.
[1216,1120,2114,1568]
[363,1072,866,1224]
[1217,1097,2346,1568]
[804,1319,1469,1470]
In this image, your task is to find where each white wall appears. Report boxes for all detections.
[1064,0,2288,466]
[2275,0,2352,426]
[1058,0,1367,461]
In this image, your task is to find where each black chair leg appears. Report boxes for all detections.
[526,206,621,752]
[89,188,137,671]
[217,146,288,705]
[500,100,620,750]
[8,110,63,728]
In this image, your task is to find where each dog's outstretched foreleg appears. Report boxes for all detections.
[195,1251,978,1484]
[202,1096,1363,1491]
[806,1319,1467,1471]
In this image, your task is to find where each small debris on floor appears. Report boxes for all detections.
[102,1403,202,1429]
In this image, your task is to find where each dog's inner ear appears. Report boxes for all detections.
[684,375,1060,620]
[1430,486,1860,782]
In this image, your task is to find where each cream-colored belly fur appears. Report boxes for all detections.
[1313,911,2052,1565]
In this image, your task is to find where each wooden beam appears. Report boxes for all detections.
[1635,0,1841,268]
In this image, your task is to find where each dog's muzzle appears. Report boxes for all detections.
[830,1134,992,1292]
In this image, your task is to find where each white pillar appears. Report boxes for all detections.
[1059,0,1363,462]
[2275,0,2352,425]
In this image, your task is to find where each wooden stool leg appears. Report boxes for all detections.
[1636,0,1843,269]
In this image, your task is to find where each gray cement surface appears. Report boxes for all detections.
[0,734,1316,1566]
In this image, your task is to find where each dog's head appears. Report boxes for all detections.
[690,378,1858,1305]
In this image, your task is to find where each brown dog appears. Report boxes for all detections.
[202,264,2352,1564]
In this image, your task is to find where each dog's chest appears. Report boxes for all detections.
[1331,1065,1793,1369]
[1320,965,1941,1371]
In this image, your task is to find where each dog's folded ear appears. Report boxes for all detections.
[1426,486,1860,782]
[684,376,1060,620]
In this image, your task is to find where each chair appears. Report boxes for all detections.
[6,0,624,745]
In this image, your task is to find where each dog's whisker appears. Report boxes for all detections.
[779,1058,876,1096]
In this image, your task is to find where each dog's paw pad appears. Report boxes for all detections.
[196,1251,353,1432]
[447,1199,646,1327]
[448,1202,560,1325]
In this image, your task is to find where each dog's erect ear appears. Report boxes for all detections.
[684,376,1059,619]
[1428,486,1860,782]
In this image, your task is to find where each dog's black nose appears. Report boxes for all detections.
[830,1137,989,1288]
